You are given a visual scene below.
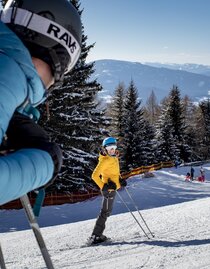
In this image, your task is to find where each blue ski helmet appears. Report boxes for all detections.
[102,137,117,147]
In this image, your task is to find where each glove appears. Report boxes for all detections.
[102,180,117,191]
[102,184,109,192]
[107,180,117,190]
[120,179,127,187]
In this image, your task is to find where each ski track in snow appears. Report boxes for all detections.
[1,165,210,268]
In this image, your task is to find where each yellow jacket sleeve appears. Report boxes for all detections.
[91,156,106,189]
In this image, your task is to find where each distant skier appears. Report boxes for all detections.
[0,0,82,205]
[174,159,179,169]
[190,166,195,181]
[200,166,205,176]
[89,137,127,244]
[185,172,191,182]
[198,166,205,182]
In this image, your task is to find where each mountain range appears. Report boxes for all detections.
[91,59,210,104]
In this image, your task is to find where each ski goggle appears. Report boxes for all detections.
[105,145,117,151]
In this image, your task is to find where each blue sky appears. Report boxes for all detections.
[81,0,210,65]
[0,1,209,65]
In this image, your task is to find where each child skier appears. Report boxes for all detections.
[185,172,191,182]
[89,137,127,244]
[198,166,205,182]
[0,0,82,205]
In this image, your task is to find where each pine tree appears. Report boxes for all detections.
[40,0,109,194]
[199,99,210,159]
[144,90,161,125]
[107,82,125,148]
[182,95,200,161]
[167,85,191,161]
[121,80,150,171]
[155,103,179,162]
[168,86,183,139]
[143,120,157,165]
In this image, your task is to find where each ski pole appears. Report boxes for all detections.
[0,243,6,269]
[116,191,150,239]
[124,187,155,237]
[20,194,55,269]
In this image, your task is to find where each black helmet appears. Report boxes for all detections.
[0,0,82,83]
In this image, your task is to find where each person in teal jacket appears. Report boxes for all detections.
[0,0,82,205]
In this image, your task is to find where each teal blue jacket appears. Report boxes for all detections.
[0,21,54,205]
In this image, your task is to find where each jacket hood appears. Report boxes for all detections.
[0,21,45,105]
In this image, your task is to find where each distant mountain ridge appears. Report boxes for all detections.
[91,59,210,103]
[144,62,210,77]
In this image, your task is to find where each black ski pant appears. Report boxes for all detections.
[92,190,116,237]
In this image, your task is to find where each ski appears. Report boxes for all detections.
[0,242,6,269]
[85,237,112,247]
[20,194,55,269]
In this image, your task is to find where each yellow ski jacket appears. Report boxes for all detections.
[92,152,121,190]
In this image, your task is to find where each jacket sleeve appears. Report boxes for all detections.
[112,176,121,190]
[0,55,55,205]
[0,148,54,205]
[115,158,121,190]
[91,158,105,190]
[0,53,28,144]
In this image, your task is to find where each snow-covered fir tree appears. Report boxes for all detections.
[121,80,153,171]
[199,99,210,159]
[182,95,200,161]
[167,85,191,161]
[155,102,179,162]
[40,0,109,193]
[143,90,161,125]
[107,82,126,150]
[189,104,207,160]
[143,120,157,165]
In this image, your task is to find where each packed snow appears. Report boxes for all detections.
[1,163,210,268]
